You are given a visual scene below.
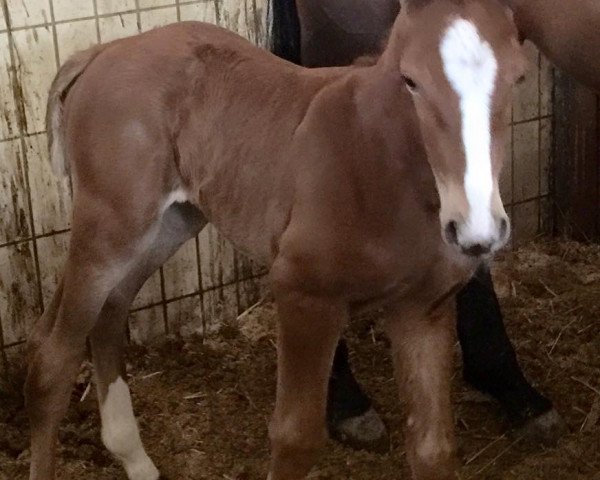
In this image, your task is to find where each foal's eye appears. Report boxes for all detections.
[516,74,526,85]
[401,75,418,92]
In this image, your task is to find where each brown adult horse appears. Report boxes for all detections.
[508,0,600,92]
[26,1,528,479]
[285,0,600,90]
[274,0,600,449]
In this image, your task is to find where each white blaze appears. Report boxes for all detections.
[100,377,159,480]
[440,18,498,244]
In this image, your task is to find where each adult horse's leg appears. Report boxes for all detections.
[270,0,301,64]
[457,265,566,444]
[90,202,205,480]
[327,340,388,451]
[386,303,457,480]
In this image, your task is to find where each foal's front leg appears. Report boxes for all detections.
[386,303,457,480]
[269,281,347,479]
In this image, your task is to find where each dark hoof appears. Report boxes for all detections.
[513,409,567,447]
[329,407,389,452]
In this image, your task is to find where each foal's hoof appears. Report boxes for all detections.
[329,407,389,452]
[514,409,567,447]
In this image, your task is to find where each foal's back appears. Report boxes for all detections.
[64,21,346,260]
[64,20,441,283]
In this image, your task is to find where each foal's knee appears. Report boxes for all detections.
[269,414,327,479]
[407,423,457,480]
[270,416,327,450]
[416,432,454,465]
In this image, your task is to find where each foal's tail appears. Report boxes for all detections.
[46,44,108,177]
[269,0,302,65]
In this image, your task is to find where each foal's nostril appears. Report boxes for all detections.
[499,217,509,240]
[444,221,458,245]
[462,243,491,257]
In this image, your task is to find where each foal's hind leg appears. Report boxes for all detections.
[91,203,205,480]
[27,279,63,360]
[25,196,179,480]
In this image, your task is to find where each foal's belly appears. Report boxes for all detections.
[183,155,294,265]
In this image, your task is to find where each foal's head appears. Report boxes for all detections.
[386,0,526,257]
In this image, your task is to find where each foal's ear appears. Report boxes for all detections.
[398,0,430,13]
[500,2,527,43]
[502,3,515,24]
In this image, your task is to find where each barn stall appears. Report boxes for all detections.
[0,1,598,479]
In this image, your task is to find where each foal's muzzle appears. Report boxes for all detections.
[444,215,510,258]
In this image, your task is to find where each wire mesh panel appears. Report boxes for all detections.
[0,0,269,377]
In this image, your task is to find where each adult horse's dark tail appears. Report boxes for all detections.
[269,0,302,65]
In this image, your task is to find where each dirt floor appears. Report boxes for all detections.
[1,240,599,479]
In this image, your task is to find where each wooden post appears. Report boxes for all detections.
[553,71,600,241]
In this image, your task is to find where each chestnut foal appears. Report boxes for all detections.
[26,0,527,478]
[283,0,600,449]
[274,0,600,447]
